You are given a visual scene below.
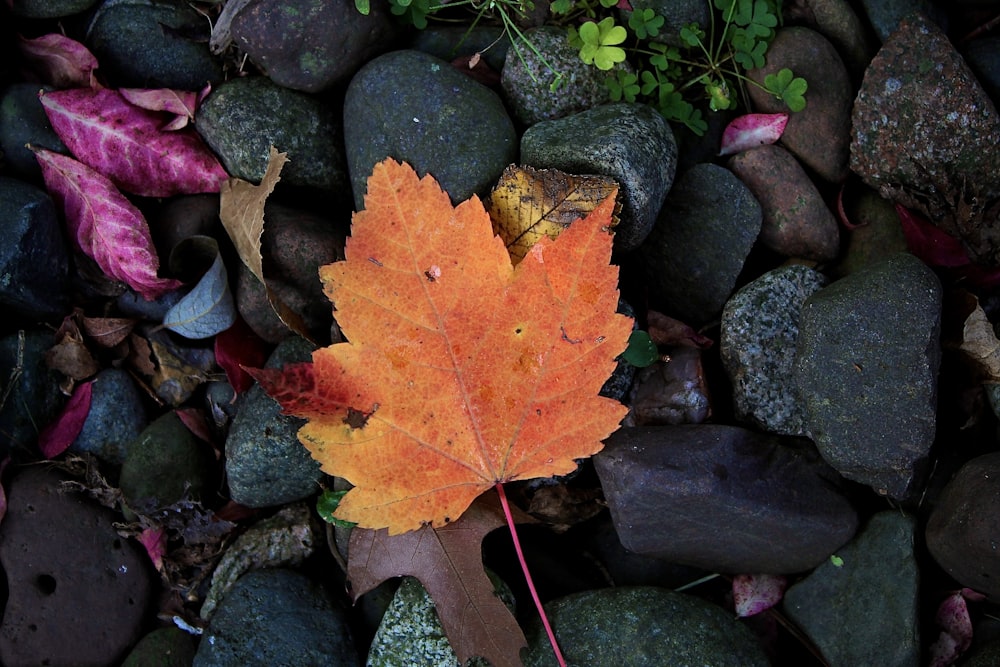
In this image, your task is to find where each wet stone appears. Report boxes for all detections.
[856,0,943,43]
[225,336,323,508]
[0,330,66,457]
[343,49,517,208]
[595,424,858,573]
[850,13,1000,266]
[728,144,840,262]
[9,0,97,18]
[226,0,400,93]
[193,568,358,667]
[925,452,1000,598]
[501,26,628,127]
[70,367,148,466]
[0,84,68,181]
[0,177,71,320]
[721,264,828,436]
[748,27,853,183]
[121,627,197,667]
[86,0,223,89]
[523,586,769,666]
[196,76,348,197]
[794,252,941,499]
[783,0,877,83]
[119,411,212,513]
[783,512,921,667]
[410,26,510,72]
[639,163,761,325]
[520,103,677,252]
[0,467,154,667]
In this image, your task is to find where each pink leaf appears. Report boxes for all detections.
[733,573,787,617]
[18,33,99,89]
[119,88,197,130]
[137,527,167,571]
[37,380,93,459]
[39,87,228,197]
[929,591,974,667]
[34,147,182,300]
[214,317,271,394]
[719,113,789,156]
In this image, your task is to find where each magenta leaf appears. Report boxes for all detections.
[929,591,974,667]
[18,33,99,89]
[119,88,197,130]
[39,87,228,197]
[215,316,271,394]
[33,147,182,300]
[733,573,787,617]
[137,527,167,571]
[719,113,788,156]
[37,380,93,459]
[896,203,970,268]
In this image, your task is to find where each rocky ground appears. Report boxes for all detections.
[1,0,1000,665]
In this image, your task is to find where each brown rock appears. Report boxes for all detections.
[0,467,154,666]
[784,0,878,82]
[728,145,840,261]
[748,27,853,183]
[926,452,1000,598]
[850,13,1000,266]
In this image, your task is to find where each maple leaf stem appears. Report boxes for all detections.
[494,482,567,667]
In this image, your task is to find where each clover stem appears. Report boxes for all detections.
[495,482,567,667]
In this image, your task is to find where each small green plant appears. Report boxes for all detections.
[558,0,808,135]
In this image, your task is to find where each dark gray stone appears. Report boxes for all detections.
[193,568,358,667]
[523,586,769,667]
[9,0,97,17]
[595,424,858,573]
[343,49,517,208]
[501,26,628,126]
[121,627,197,667]
[196,76,348,196]
[748,27,853,183]
[0,467,154,667]
[0,177,71,320]
[119,411,212,513]
[856,0,942,42]
[783,0,877,83]
[721,265,828,435]
[86,0,223,89]
[227,0,400,92]
[0,84,69,180]
[410,26,510,72]
[926,452,1000,598]
[783,512,921,667]
[639,163,761,325]
[226,336,323,508]
[850,13,1000,266]
[794,252,941,499]
[0,330,66,456]
[521,103,677,252]
[963,35,1000,109]
[70,367,148,465]
[618,0,709,45]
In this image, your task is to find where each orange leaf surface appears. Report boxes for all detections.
[253,159,630,534]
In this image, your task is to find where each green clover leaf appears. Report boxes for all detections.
[764,67,808,111]
[607,71,640,102]
[628,8,664,40]
[578,17,627,70]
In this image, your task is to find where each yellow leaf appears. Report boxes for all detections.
[488,164,620,263]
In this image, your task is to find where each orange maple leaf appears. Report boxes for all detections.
[253,159,630,535]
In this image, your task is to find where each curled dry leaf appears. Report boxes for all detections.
[219,147,316,342]
[163,253,237,339]
[958,297,1000,382]
[488,164,619,264]
[718,113,788,156]
[33,147,182,300]
[18,33,99,89]
[81,316,136,349]
[39,87,228,197]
